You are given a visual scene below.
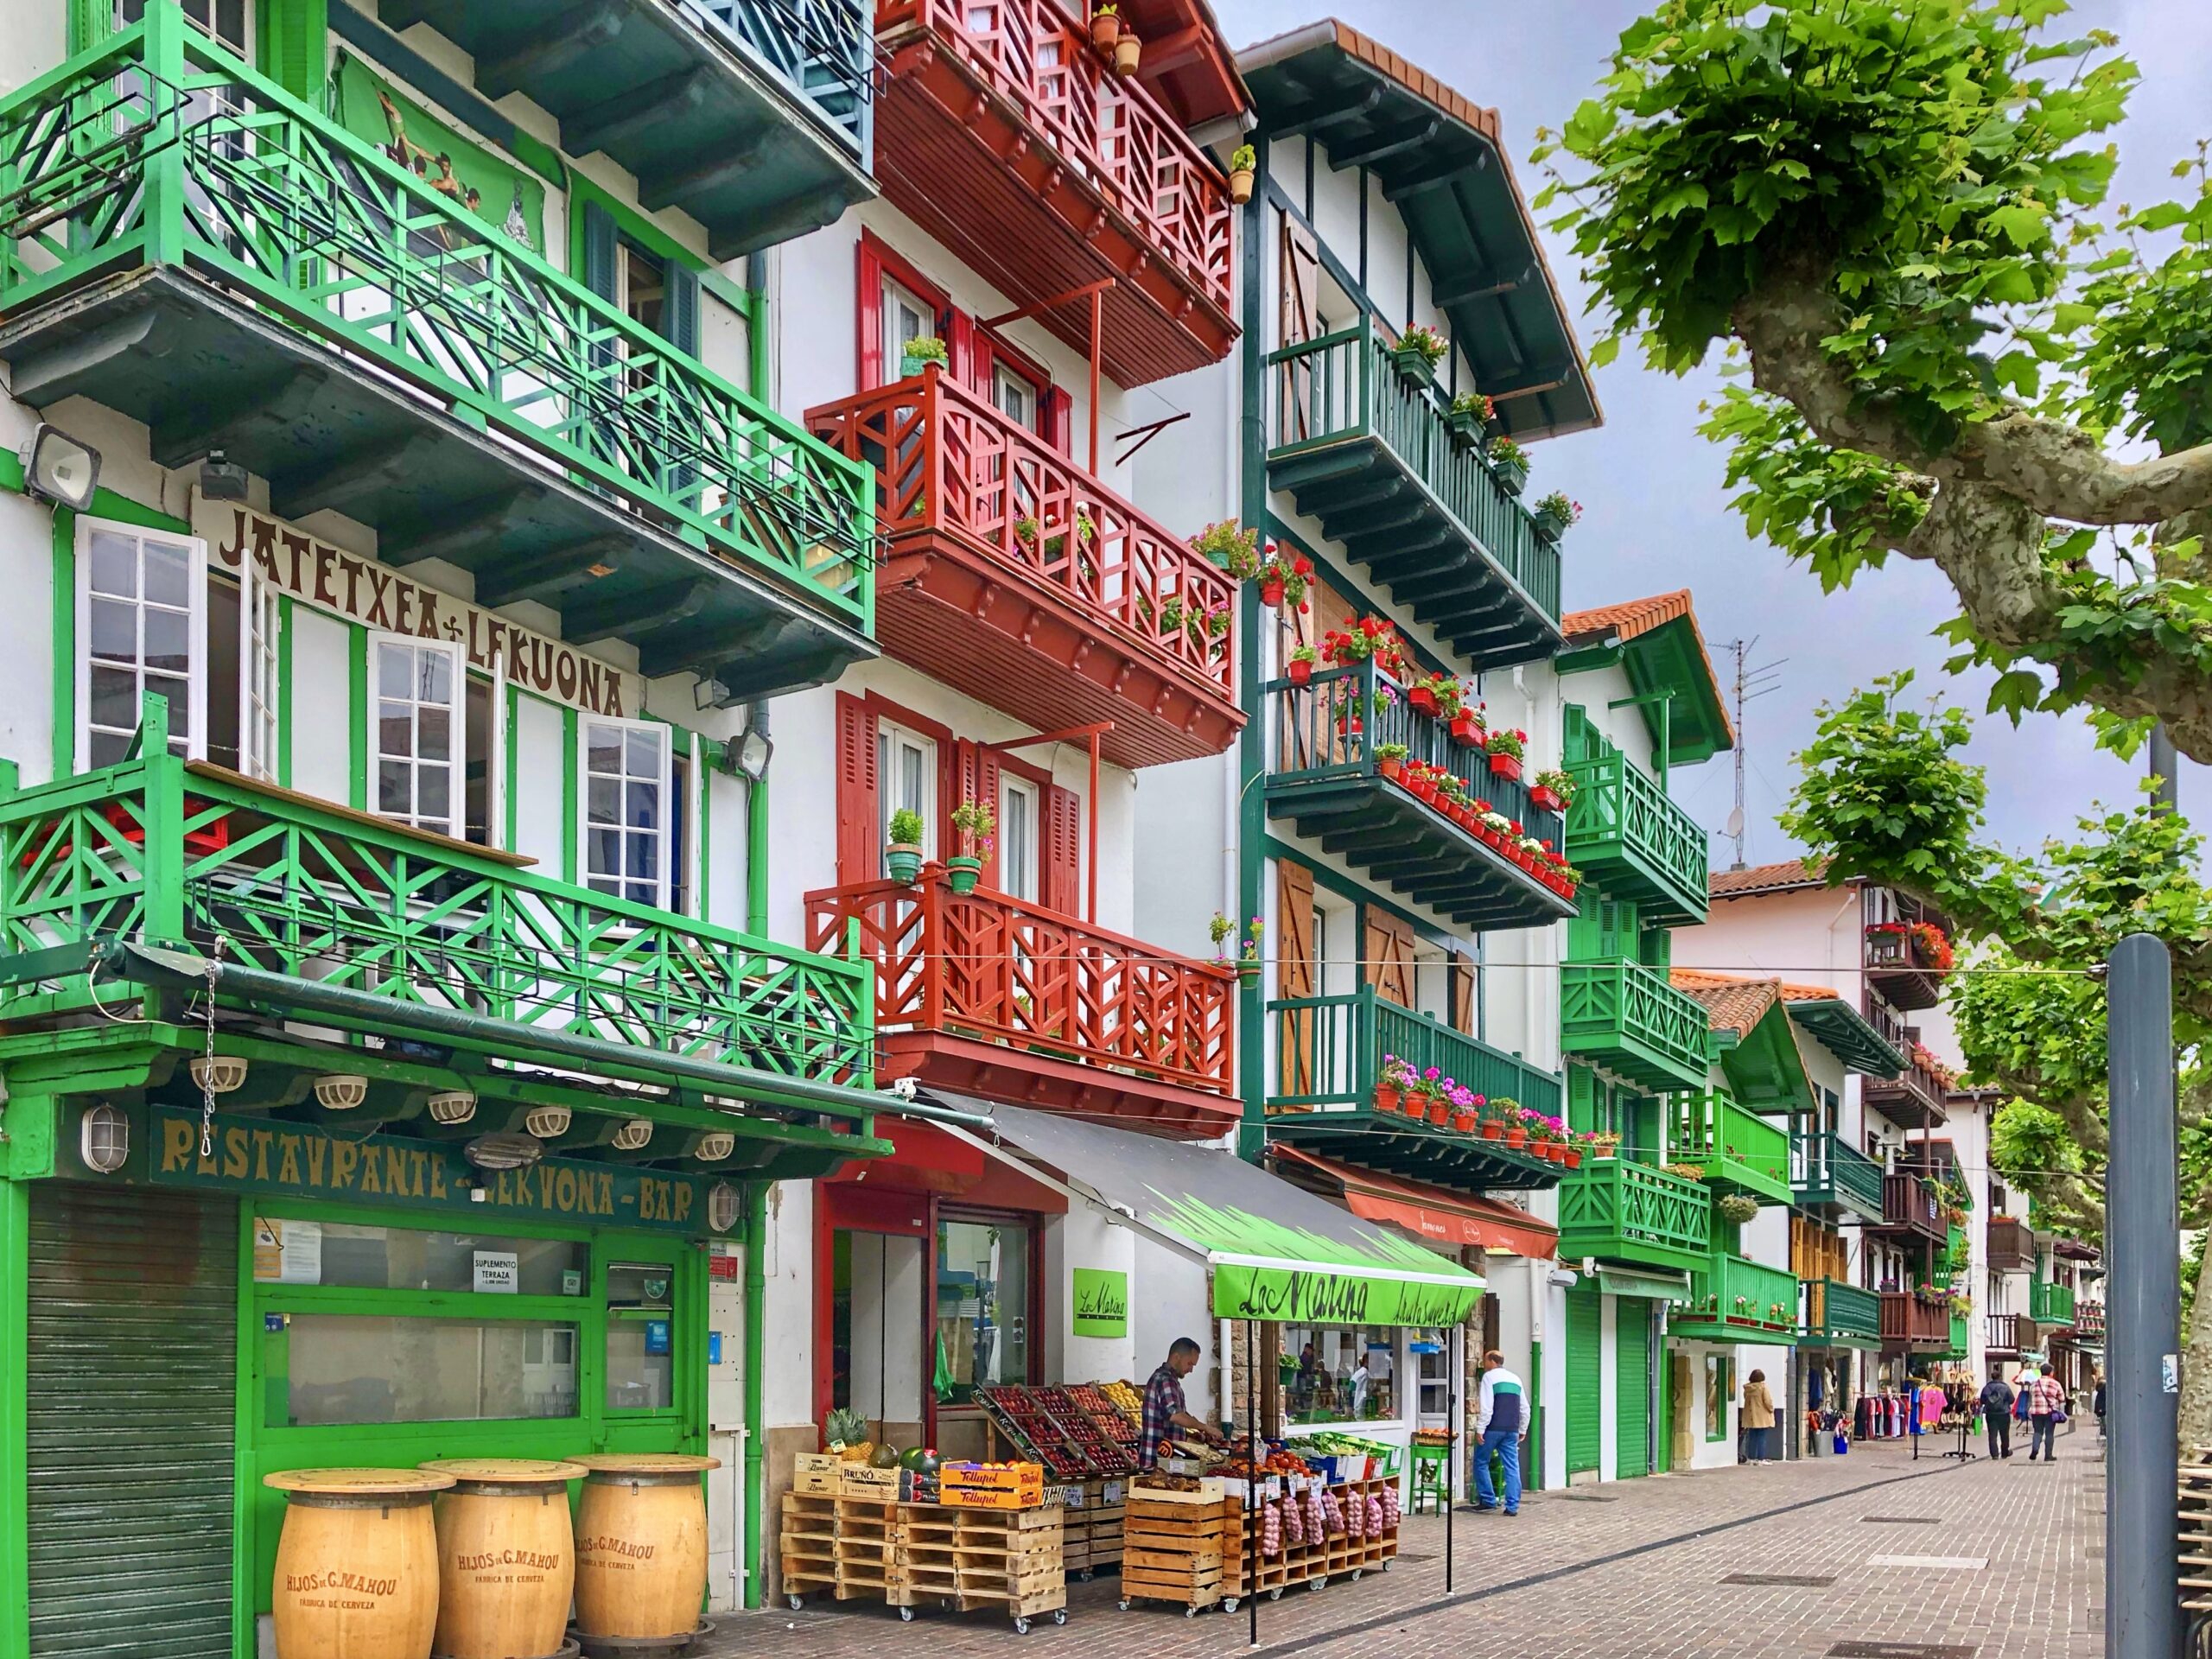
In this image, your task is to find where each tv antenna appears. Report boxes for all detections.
[1721,638,1785,870]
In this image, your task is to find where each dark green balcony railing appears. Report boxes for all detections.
[2030,1279,2076,1326]
[1261,659,1575,932]
[0,711,874,1090]
[1670,1252,1799,1342]
[1560,959,1712,1092]
[1669,1091,1790,1205]
[1791,1129,1885,1221]
[1263,315,1560,669]
[1558,1157,1712,1274]
[1800,1279,1882,1349]
[0,12,874,632]
[1563,750,1709,926]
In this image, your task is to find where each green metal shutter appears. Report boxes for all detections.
[1615,1300,1652,1478]
[1564,1281,1602,1476]
[26,1183,238,1658]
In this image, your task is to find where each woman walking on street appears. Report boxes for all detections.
[2026,1365,2068,1461]
[1742,1369,1777,1461]
[1979,1370,2016,1459]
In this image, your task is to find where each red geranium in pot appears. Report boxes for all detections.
[1529,766,1574,815]
[1450,702,1484,747]
[1287,644,1318,687]
[1376,742,1408,781]
[1485,727,1525,783]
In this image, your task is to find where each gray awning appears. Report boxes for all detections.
[1601,1268,1693,1300]
[932,1096,1481,1326]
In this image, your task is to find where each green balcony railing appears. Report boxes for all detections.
[2030,1279,2076,1326]
[1265,985,1564,1120]
[1558,1157,1712,1274]
[0,711,874,1088]
[1262,314,1560,667]
[1791,1129,1885,1220]
[1801,1279,1882,1348]
[0,10,874,627]
[1560,959,1712,1092]
[1669,1090,1791,1205]
[1670,1252,1799,1342]
[1563,749,1710,925]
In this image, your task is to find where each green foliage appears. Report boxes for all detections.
[887,808,925,846]
[2075,150,2212,454]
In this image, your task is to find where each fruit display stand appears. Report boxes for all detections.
[1116,1473,1402,1616]
[1118,1484,1241,1615]
[1056,1478,1127,1579]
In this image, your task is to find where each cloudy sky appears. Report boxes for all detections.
[1211,0,2212,868]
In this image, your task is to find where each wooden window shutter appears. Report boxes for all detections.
[663,262,701,355]
[582,200,619,302]
[856,240,885,389]
[1448,948,1476,1035]
[1562,702,1592,765]
[975,748,1003,888]
[834,692,878,885]
[1044,387,1074,459]
[1275,861,1315,1100]
[1042,784,1081,914]
[948,309,977,387]
[1567,1064,1596,1134]
[1364,909,1414,1008]
[1277,213,1320,442]
[263,0,329,103]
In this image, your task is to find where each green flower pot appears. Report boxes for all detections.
[1391,345,1437,391]
[1492,454,1529,496]
[946,855,982,894]
[886,845,924,885]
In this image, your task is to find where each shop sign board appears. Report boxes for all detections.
[474,1250,519,1293]
[1071,1268,1129,1338]
[112,1104,715,1234]
[1209,1260,1480,1326]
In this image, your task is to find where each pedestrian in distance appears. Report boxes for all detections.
[1979,1370,2016,1459]
[2094,1369,2107,1440]
[1466,1349,1528,1515]
[2025,1364,2067,1461]
[1742,1368,1777,1461]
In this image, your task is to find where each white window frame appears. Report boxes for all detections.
[239,551,281,783]
[876,720,937,866]
[998,772,1039,903]
[580,715,674,911]
[883,275,935,378]
[991,360,1039,431]
[368,631,467,840]
[76,516,208,771]
[118,0,252,54]
[469,664,507,852]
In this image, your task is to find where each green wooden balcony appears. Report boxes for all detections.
[1265,987,1567,1195]
[365,0,874,255]
[0,708,878,1144]
[1669,1091,1791,1205]
[1669,1252,1799,1343]
[1791,1129,1885,1223]
[1264,315,1560,670]
[1563,750,1709,926]
[1262,660,1577,931]
[1558,1158,1712,1275]
[1560,960,1712,1093]
[2030,1279,2076,1327]
[1799,1279,1882,1350]
[0,10,876,699]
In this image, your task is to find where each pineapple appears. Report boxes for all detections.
[824,1406,873,1463]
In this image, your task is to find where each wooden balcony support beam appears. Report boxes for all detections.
[476,0,627,100]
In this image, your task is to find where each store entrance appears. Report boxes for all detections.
[830,1227,927,1451]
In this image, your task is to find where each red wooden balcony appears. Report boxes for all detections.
[808,370,1243,768]
[804,870,1237,1132]
[874,0,1236,385]
[1986,1312,2039,1355]
[1863,1172,1947,1245]
[1863,1046,1950,1130]
[1878,1291,1952,1349]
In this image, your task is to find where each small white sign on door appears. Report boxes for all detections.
[474,1250,519,1294]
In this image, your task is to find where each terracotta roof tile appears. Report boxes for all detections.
[1668,969,1779,1038]
[1240,19,1501,141]
[1559,590,1734,749]
[1709,856,1835,899]
[1777,980,1848,1004]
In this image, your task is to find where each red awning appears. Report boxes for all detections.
[1269,1146,1559,1260]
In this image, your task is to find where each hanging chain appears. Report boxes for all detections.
[198,955,219,1160]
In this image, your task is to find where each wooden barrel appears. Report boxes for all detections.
[419,1459,586,1659]
[265,1468,454,1659]
[569,1454,720,1643]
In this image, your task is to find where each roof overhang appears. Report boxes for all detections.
[1270,1145,1558,1260]
[1238,22,1599,442]
[1787,995,1910,1077]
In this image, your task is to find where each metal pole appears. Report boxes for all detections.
[1248,1319,1259,1649]
[2107,933,2180,1659]
[1445,1332,1455,1592]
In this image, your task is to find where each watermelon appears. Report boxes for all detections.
[870,1442,903,1470]
[899,1447,941,1474]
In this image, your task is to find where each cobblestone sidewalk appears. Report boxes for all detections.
[710,1427,2104,1659]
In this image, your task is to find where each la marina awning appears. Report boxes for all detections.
[1269,1145,1557,1261]
[931,1096,1483,1326]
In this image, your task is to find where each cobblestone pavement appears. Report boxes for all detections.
[709,1427,2105,1659]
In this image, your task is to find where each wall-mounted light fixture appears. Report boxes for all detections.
[21,424,100,510]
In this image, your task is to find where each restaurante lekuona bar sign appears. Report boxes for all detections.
[194,496,645,720]
[132,1104,712,1233]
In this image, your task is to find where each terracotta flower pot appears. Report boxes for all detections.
[1564,1147,1583,1170]
[1261,575,1286,607]
[1488,753,1522,783]
[1229,166,1254,205]
[1287,658,1313,687]
[1504,1127,1528,1150]
[1090,10,1120,49]
[1114,34,1141,74]
[1452,1109,1476,1134]
[1529,784,1563,813]
[1479,1120,1503,1141]
[1427,1100,1452,1126]
[1377,754,1402,781]
[1375,1085,1400,1115]
[1408,685,1440,717]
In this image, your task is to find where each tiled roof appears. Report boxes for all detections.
[1709,856,1835,899]
[1239,18,1502,141]
[1777,980,1847,1004]
[1669,968,1780,1037]
[1559,590,1734,750]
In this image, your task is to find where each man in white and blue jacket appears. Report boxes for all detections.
[1470,1350,1528,1515]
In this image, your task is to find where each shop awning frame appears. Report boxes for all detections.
[1269,1144,1558,1260]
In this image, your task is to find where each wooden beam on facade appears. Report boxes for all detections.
[475,0,628,101]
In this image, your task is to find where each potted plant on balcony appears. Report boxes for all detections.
[1716,1193,1762,1225]
[1374,741,1408,782]
[1238,917,1264,986]
[1446,391,1493,452]
[1229,143,1256,205]
[1529,767,1575,814]
[1530,491,1582,544]
[1487,435,1529,495]
[948,798,995,894]
[1864,919,1909,963]
[1501,1108,1529,1151]
[1449,694,1485,747]
[900,334,948,380]
[1586,1128,1620,1160]
[1194,518,1262,580]
[1449,1086,1485,1135]
[1663,1161,1707,1181]
[1389,323,1447,391]
[1256,544,1313,609]
[1208,912,1235,971]
[1376,1053,1415,1114]
[1090,3,1121,50]
[1909,919,1955,970]
[1406,671,1446,718]
[886,808,925,885]
[1484,726,1526,783]
[1113,21,1142,74]
[1286,644,1319,687]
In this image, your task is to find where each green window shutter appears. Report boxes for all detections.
[1567,1064,1596,1135]
[261,0,327,101]
[1639,925,1671,971]
[1563,703,1592,764]
[1564,1283,1603,1476]
[663,260,700,354]
[582,200,620,302]
[1615,1299,1652,1478]
[68,0,111,53]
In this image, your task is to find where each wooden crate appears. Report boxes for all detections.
[1118,1496,1243,1612]
[780,1492,1067,1630]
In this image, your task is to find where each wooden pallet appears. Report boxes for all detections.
[780,1492,1068,1630]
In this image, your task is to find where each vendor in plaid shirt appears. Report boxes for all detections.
[1140,1337,1221,1469]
